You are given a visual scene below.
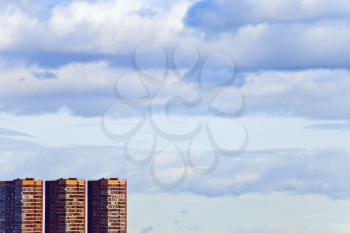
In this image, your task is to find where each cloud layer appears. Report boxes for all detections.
[1,57,349,120]
[186,0,350,31]
[1,125,349,199]
[128,147,350,198]
[0,0,349,119]
[0,0,350,206]
[0,0,349,69]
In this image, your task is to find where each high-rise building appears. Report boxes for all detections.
[0,178,43,233]
[45,178,86,233]
[88,178,127,233]
[0,181,7,233]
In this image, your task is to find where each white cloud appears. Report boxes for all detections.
[0,0,349,70]
[241,69,350,118]
[0,134,126,180]
[128,147,350,198]
[0,61,117,97]
[0,7,38,49]
[0,54,349,120]
[0,0,192,53]
[186,0,350,31]
[1,112,350,198]
[0,2,348,230]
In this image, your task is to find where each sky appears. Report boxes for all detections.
[0,0,350,232]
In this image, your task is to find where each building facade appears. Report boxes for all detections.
[88,178,127,233]
[0,181,7,233]
[45,178,86,233]
[0,178,43,233]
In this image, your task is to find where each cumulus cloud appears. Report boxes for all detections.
[1,3,349,230]
[241,69,350,119]
[1,53,349,120]
[222,22,350,69]
[0,0,191,53]
[185,0,350,32]
[0,6,38,49]
[0,60,119,116]
[0,0,349,70]
[183,0,350,69]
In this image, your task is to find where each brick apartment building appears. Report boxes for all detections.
[0,178,127,233]
[45,178,86,233]
[0,178,43,233]
[88,178,127,233]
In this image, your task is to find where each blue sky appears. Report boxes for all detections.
[1,0,350,232]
